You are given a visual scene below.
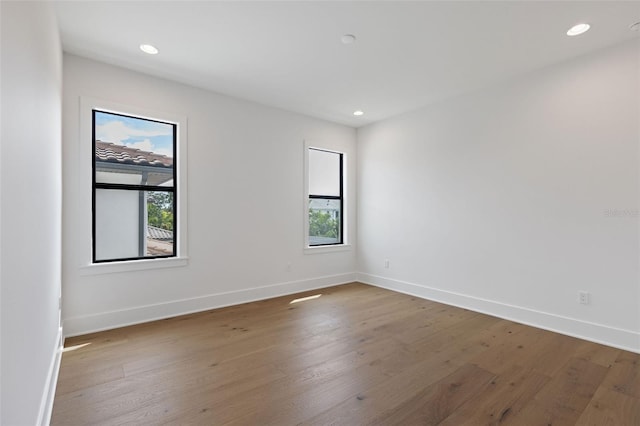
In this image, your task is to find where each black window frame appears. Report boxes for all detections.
[308,147,344,247]
[92,109,178,263]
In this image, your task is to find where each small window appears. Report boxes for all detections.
[308,147,343,246]
[93,110,177,262]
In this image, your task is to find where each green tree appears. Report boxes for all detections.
[309,209,338,238]
[147,192,174,231]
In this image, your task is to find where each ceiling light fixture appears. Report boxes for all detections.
[630,21,640,32]
[140,44,159,55]
[353,110,364,116]
[567,23,590,36]
[341,34,356,45]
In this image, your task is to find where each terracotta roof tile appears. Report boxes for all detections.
[96,140,172,168]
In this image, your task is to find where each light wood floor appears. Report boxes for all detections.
[52,282,640,425]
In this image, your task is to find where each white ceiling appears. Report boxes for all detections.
[54,1,640,127]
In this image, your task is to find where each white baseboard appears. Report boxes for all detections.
[63,271,639,351]
[37,326,63,426]
[357,272,640,354]
[63,273,356,337]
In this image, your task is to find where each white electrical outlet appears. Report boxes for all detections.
[384,259,390,269]
[579,291,590,305]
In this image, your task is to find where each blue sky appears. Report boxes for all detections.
[95,111,174,157]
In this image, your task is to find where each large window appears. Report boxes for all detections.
[93,110,177,262]
[308,147,343,246]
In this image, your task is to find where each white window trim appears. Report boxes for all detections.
[303,140,351,254]
[79,96,189,274]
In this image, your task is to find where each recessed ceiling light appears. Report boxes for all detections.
[353,110,364,116]
[567,23,590,36]
[341,34,356,45]
[140,44,159,55]
[630,21,640,32]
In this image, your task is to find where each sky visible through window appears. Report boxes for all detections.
[95,111,173,158]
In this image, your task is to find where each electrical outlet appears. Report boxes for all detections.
[384,259,390,269]
[578,291,590,305]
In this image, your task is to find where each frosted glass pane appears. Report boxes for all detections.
[309,149,340,196]
[95,189,140,261]
[95,189,175,261]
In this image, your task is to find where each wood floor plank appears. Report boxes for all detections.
[54,360,287,425]
[300,347,467,426]
[55,363,124,395]
[469,322,560,375]
[506,357,609,425]
[576,386,640,426]
[601,350,640,399]
[51,282,640,426]
[572,340,621,368]
[369,363,496,425]
[438,365,550,426]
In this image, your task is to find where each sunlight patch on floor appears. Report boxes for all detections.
[62,342,92,353]
[289,294,322,304]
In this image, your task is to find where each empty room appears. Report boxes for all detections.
[2,1,640,425]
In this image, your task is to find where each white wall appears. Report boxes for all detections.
[62,55,357,336]
[357,39,640,352]
[0,1,63,425]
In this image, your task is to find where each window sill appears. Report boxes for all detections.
[79,256,189,275]
[304,244,351,255]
